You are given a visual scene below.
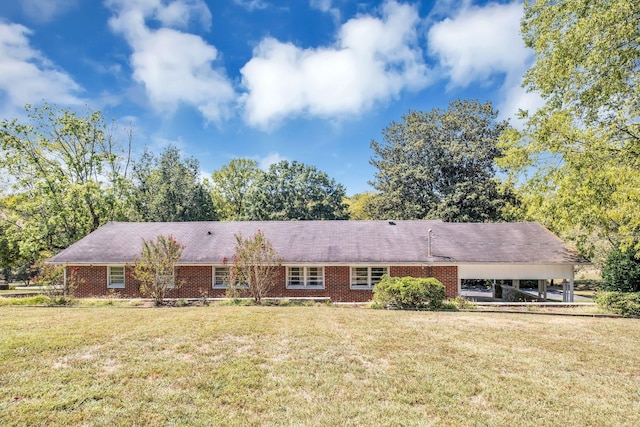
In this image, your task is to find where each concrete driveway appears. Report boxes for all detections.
[460,285,593,302]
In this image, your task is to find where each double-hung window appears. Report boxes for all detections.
[213,266,231,288]
[350,266,388,289]
[157,268,175,289]
[108,266,125,289]
[287,266,324,289]
[213,266,248,289]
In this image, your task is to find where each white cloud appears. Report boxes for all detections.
[240,0,431,130]
[199,169,212,183]
[0,21,82,116]
[310,0,332,10]
[427,2,540,124]
[428,2,527,87]
[154,0,212,29]
[21,0,77,22]
[106,0,235,123]
[258,152,286,170]
[310,0,341,23]
[425,0,472,24]
[234,0,269,11]
[499,75,544,127]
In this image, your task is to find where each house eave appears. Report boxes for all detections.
[48,260,589,266]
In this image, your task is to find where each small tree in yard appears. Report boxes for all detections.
[230,230,282,304]
[133,235,185,306]
[33,264,83,305]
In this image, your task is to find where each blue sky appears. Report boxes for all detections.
[0,0,540,194]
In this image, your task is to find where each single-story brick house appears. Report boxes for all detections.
[47,220,587,302]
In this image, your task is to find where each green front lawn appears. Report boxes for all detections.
[1,306,639,426]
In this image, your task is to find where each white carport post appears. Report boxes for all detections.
[562,272,575,302]
[537,279,547,301]
[569,272,575,302]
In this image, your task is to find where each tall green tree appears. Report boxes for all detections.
[0,104,133,262]
[368,99,514,222]
[131,146,217,222]
[211,158,261,220]
[0,218,19,281]
[498,0,640,259]
[345,192,377,220]
[247,160,349,220]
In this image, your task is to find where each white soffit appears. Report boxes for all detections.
[458,264,574,280]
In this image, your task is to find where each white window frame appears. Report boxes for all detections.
[213,266,231,288]
[212,266,248,289]
[107,266,125,289]
[286,266,325,289]
[350,266,388,289]
[157,268,176,290]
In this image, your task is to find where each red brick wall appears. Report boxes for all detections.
[72,266,109,298]
[69,264,459,301]
[171,266,216,299]
[71,266,144,298]
[390,266,458,298]
[266,266,373,302]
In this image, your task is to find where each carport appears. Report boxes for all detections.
[458,263,576,302]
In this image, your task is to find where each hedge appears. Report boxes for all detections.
[373,276,445,309]
[595,291,640,317]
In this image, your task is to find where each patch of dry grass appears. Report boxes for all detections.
[0,306,639,426]
[475,304,608,315]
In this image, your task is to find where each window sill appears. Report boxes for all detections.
[108,284,125,289]
[286,285,325,290]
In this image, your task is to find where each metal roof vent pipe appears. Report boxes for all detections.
[427,229,433,258]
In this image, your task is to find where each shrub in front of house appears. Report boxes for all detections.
[373,276,445,309]
[450,295,477,310]
[595,291,640,317]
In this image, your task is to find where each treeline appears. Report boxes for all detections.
[0,100,514,281]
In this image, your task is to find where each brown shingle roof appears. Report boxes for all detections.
[47,220,587,265]
[49,221,586,264]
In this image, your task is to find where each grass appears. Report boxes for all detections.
[0,295,149,307]
[0,295,51,306]
[475,303,609,315]
[1,307,639,426]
